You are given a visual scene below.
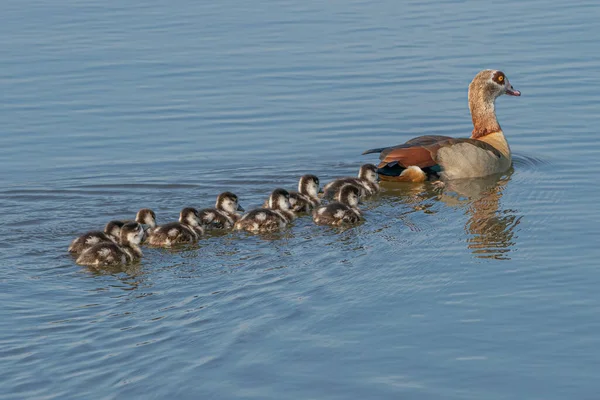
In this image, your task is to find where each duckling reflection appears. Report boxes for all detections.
[381,169,520,259]
[81,261,145,284]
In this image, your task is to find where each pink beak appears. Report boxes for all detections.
[505,81,521,96]
[506,87,521,96]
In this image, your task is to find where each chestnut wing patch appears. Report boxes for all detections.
[376,136,454,169]
[379,146,437,169]
[371,136,502,172]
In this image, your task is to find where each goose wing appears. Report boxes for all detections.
[363,135,502,172]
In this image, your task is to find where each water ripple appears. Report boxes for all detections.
[2,0,600,398]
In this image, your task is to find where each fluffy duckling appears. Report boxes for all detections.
[262,174,322,213]
[313,184,362,226]
[198,192,244,230]
[146,207,204,246]
[322,164,379,200]
[235,189,296,233]
[118,208,157,232]
[291,174,322,212]
[68,220,125,255]
[134,208,157,231]
[76,222,144,266]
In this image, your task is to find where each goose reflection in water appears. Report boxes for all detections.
[381,168,521,260]
[442,169,521,260]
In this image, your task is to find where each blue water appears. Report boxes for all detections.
[2,1,600,398]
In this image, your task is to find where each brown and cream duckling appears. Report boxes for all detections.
[147,207,204,246]
[289,174,322,212]
[262,174,322,213]
[133,208,157,231]
[118,208,157,233]
[68,220,125,255]
[76,222,144,266]
[363,70,521,182]
[313,184,362,226]
[198,192,244,230]
[235,189,296,233]
[322,164,379,200]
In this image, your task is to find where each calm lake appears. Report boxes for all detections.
[2,0,600,398]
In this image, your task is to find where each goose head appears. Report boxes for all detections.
[470,70,520,101]
[468,70,520,138]
[216,192,244,214]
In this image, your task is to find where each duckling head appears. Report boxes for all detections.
[104,220,125,241]
[136,208,157,228]
[216,192,244,214]
[179,207,201,227]
[338,184,361,208]
[121,222,145,246]
[298,174,321,198]
[268,188,292,211]
[358,164,378,183]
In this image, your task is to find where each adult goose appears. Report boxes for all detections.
[363,70,521,182]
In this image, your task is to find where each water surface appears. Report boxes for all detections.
[2,1,600,399]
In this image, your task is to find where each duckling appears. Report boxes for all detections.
[235,189,296,233]
[322,164,379,200]
[68,220,125,255]
[291,174,322,212]
[313,184,362,226]
[134,208,157,232]
[76,222,144,266]
[198,192,244,230]
[118,208,157,232]
[263,175,322,213]
[146,207,204,246]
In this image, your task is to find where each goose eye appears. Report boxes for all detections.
[498,75,504,82]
